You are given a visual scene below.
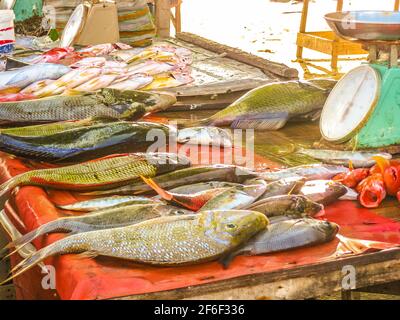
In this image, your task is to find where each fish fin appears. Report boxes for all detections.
[61,89,85,96]
[231,113,289,130]
[76,250,99,260]
[176,118,212,128]
[287,183,297,196]
[140,176,173,201]
[218,251,238,270]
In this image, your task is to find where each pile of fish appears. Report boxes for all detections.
[0,43,194,102]
[0,160,350,284]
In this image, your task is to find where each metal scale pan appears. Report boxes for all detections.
[325,10,400,42]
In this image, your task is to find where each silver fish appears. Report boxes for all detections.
[221,218,339,267]
[297,148,392,168]
[0,64,71,91]
[247,195,324,218]
[259,164,349,182]
[57,196,160,212]
[177,127,233,147]
[300,180,347,206]
[200,179,267,211]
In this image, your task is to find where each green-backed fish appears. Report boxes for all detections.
[246,195,324,218]
[0,153,190,207]
[1,210,268,283]
[0,88,176,124]
[57,195,159,212]
[187,79,336,130]
[3,203,193,256]
[0,118,113,138]
[83,164,257,196]
[0,121,174,163]
[221,218,339,267]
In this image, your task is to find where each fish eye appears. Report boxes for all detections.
[226,223,237,230]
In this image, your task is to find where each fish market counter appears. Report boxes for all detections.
[1,149,400,300]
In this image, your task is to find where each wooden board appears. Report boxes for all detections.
[115,249,400,300]
[154,38,275,110]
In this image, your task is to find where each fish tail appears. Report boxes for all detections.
[0,234,87,285]
[140,176,173,201]
[0,243,58,285]
[2,219,86,255]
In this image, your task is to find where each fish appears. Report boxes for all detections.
[296,149,392,168]
[186,79,336,130]
[177,127,233,147]
[141,73,193,91]
[83,164,258,196]
[166,181,243,195]
[0,64,71,92]
[0,88,176,124]
[259,164,349,182]
[3,203,193,255]
[1,210,268,283]
[0,121,175,162]
[220,218,339,267]
[0,118,112,138]
[0,152,190,207]
[200,179,267,211]
[33,68,103,97]
[0,92,35,103]
[70,74,118,92]
[257,177,306,200]
[31,47,75,64]
[57,195,159,212]
[141,176,230,211]
[69,57,107,69]
[300,180,348,206]
[20,80,55,94]
[107,74,153,91]
[127,60,175,76]
[246,195,324,218]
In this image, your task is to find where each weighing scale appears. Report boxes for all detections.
[60,0,119,48]
[321,11,400,150]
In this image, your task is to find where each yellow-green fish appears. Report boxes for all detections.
[1,210,268,283]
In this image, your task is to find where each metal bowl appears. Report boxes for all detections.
[325,11,400,42]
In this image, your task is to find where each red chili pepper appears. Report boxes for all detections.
[357,174,386,208]
[397,190,400,203]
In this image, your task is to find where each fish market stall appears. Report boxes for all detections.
[1,2,400,301]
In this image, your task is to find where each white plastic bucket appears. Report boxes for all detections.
[0,10,15,54]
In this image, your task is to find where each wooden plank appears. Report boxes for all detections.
[176,32,299,79]
[115,249,400,300]
[155,0,171,37]
[162,78,274,97]
[356,281,400,296]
